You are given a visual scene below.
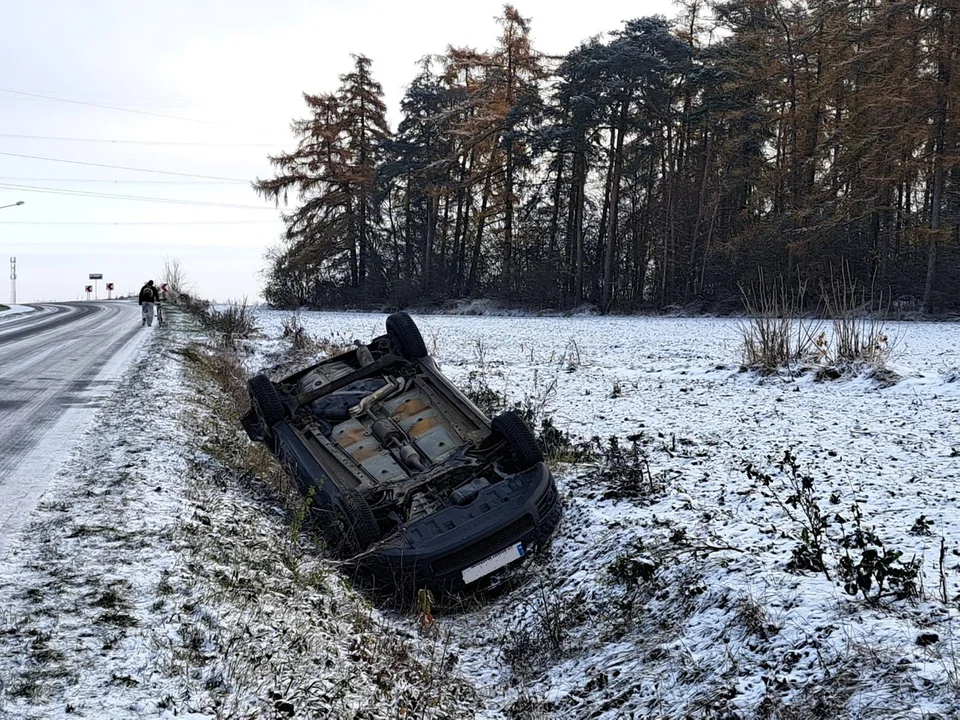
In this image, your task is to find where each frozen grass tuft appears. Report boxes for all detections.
[182,297,259,346]
[280,308,314,351]
[738,271,819,373]
[739,267,899,383]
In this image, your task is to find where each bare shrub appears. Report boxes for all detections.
[744,448,921,604]
[179,294,257,346]
[281,309,316,352]
[500,583,586,674]
[820,263,892,371]
[738,271,820,373]
[193,299,258,346]
[590,436,666,502]
[161,256,194,298]
[465,370,507,417]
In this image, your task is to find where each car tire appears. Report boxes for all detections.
[248,374,285,433]
[386,312,427,360]
[328,488,379,558]
[492,410,544,470]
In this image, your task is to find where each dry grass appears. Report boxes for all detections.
[281,309,320,352]
[819,264,892,371]
[173,336,480,718]
[739,267,898,382]
[181,298,259,346]
[738,271,820,373]
[177,342,296,501]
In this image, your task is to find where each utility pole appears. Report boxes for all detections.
[1,202,24,305]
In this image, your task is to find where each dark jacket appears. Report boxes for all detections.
[138,285,159,305]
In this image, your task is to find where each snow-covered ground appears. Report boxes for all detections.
[0,331,192,718]
[1,308,958,719]
[0,304,39,320]
[252,310,960,718]
[0,312,478,719]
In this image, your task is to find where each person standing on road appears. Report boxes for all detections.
[138,280,160,327]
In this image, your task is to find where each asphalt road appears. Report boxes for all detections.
[0,302,146,556]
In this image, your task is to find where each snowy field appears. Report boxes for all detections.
[1,308,958,719]
[252,310,960,718]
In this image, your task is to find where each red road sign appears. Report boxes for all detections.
[160,283,169,293]
[106,283,114,290]
[85,285,93,292]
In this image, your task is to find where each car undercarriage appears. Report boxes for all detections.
[242,312,562,595]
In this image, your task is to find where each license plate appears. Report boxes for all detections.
[462,542,525,585]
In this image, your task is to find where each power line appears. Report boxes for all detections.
[0,97,215,111]
[6,90,197,101]
[0,88,253,129]
[0,220,278,225]
[0,182,275,210]
[0,151,248,181]
[0,132,284,147]
[0,182,272,210]
[0,177,247,185]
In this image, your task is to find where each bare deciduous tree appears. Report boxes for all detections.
[161,257,194,299]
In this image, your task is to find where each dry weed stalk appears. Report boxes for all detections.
[738,271,819,373]
[820,263,891,369]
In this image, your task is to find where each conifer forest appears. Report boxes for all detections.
[255,2,960,314]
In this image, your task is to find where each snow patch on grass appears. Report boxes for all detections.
[0,331,192,718]
[246,310,960,718]
[0,310,481,719]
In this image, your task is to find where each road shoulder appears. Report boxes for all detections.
[0,311,479,719]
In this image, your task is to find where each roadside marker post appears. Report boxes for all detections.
[88,273,103,300]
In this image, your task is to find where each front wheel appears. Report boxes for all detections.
[326,488,379,558]
[492,410,544,470]
[386,312,427,360]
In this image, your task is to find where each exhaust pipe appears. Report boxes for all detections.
[371,418,426,472]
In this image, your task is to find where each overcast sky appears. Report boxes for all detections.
[1,0,675,303]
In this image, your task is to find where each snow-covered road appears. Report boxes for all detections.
[0,302,148,555]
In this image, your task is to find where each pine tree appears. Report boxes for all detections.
[256,56,390,302]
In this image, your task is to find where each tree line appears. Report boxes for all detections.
[256,1,960,314]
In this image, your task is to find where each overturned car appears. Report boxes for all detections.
[241,312,561,595]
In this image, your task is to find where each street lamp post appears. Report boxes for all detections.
[0,201,25,211]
